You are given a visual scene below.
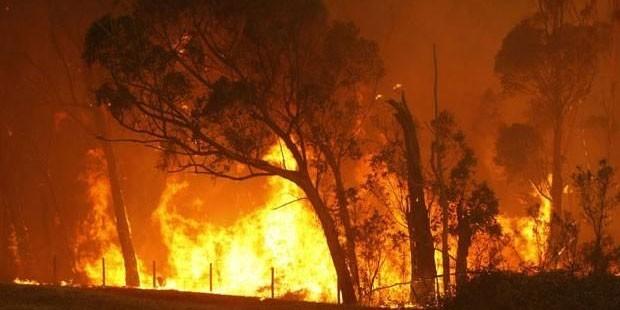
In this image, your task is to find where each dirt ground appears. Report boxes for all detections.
[0,283,378,310]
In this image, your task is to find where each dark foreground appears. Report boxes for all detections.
[0,283,376,310]
[443,272,620,310]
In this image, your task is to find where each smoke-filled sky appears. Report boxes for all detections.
[1,0,619,282]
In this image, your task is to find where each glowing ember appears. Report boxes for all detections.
[13,278,40,285]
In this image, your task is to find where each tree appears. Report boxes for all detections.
[572,159,619,274]
[494,123,546,189]
[386,93,437,304]
[83,0,383,303]
[429,45,451,295]
[432,112,501,290]
[354,210,403,304]
[494,0,607,263]
[45,0,141,286]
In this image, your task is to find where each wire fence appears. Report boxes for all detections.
[42,255,487,305]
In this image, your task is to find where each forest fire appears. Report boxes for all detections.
[150,144,337,300]
[70,145,339,301]
[76,149,150,287]
[3,0,620,309]
[498,189,552,268]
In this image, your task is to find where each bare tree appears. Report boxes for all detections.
[386,93,437,304]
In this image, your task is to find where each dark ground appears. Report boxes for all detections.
[0,283,378,310]
[442,272,620,310]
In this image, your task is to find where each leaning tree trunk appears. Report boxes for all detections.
[389,93,437,304]
[297,175,357,304]
[548,117,564,266]
[93,106,140,287]
[323,149,360,295]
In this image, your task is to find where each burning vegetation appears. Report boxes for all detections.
[1,0,620,308]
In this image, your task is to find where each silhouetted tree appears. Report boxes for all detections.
[495,0,607,263]
[429,46,451,295]
[46,0,140,286]
[572,159,619,274]
[83,0,383,303]
[385,92,437,304]
[494,123,546,193]
[433,112,501,290]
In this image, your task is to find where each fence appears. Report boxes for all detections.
[42,256,484,305]
[48,257,291,303]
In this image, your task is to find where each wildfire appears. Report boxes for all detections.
[13,278,40,285]
[498,186,552,268]
[74,146,338,300]
[73,147,558,303]
[75,149,149,287]
[151,144,337,301]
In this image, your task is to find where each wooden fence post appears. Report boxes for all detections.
[209,263,213,292]
[152,260,157,288]
[101,257,106,287]
[52,255,57,285]
[270,267,275,299]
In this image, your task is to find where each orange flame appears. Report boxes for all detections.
[498,179,552,268]
[76,149,149,286]
[151,144,337,301]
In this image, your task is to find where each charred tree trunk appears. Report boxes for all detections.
[0,197,17,281]
[548,118,564,265]
[93,106,140,287]
[389,93,437,304]
[432,45,451,295]
[455,227,471,290]
[298,176,357,304]
[323,148,360,295]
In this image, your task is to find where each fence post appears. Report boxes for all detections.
[152,260,157,289]
[102,257,106,287]
[337,280,341,304]
[52,255,57,285]
[270,267,275,299]
[435,274,440,302]
[209,263,213,292]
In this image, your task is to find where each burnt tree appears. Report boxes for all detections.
[387,93,437,304]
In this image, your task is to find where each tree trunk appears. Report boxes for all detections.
[432,45,450,296]
[323,149,360,295]
[455,228,471,290]
[389,94,437,304]
[298,176,357,304]
[93,106,140,287]
[592,234,605,275]
[0,198,16,281]
[439,190,450,294]
[548,118,563,266]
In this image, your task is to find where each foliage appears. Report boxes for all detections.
[494,123,545,184]
[494,14,607,125]
[572,159,620,274]
[443,271,620,310]
[83,0,383,303]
